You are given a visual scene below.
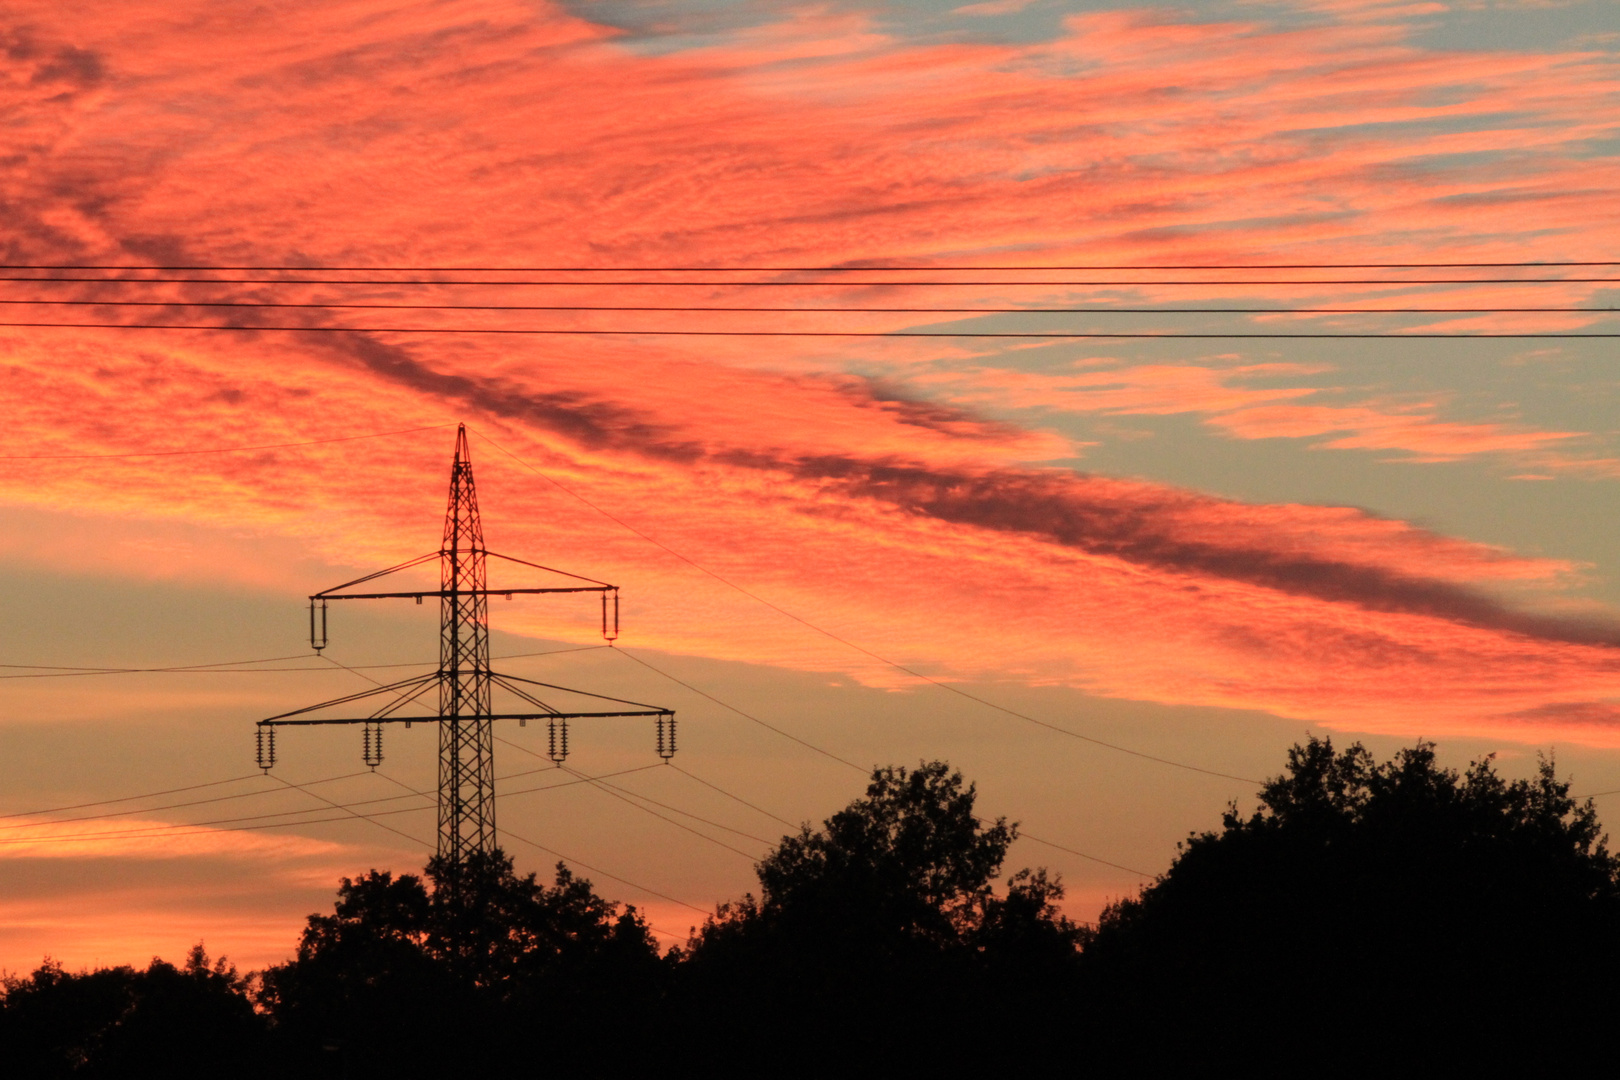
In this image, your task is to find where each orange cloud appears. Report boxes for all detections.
[0,0,1615,751]
[10,337,1618,743]
[0,818,346,861]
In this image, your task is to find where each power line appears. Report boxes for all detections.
[371,769,711,917]
[0,759,643,834]
[0,773,269,819]
[0,423,456,461]
[312,644,610,688]
[620,636,1257,786]
[3,321,1609,339]
[475,432,1223,876]
[624,652,1155,877]
[2,746,1156,880]
[0,298,1612,314]
[493,731,772,854]
[0,653,324,681]
[499,824,710,918]
[0,802,433,847]
[614,649,865,773]
[501,763,665,797]
[2,261,1615,270]
[668,762,799,829]
[559,763,775,848]
[472,429,1259,785]
[0,276,1614,286]
[271,772,442,848]
[323,632,756,870]
[0,771,364,831]
[1016,831,1153,878]
[0,763,680,847]
[0,421,1222,880]
[242,429,690,934]
[0,644,610,681]
[2,418,1163,880]
[0,652,312,675]
[558,765,760,861]
[0,784,435,846]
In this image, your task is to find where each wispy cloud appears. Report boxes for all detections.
[0,818,347,861]
[928,362,1608,469]
[0,0,1615,751]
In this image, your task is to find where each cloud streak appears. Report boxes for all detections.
[932,362,1610,470]
[0,0,1615,749]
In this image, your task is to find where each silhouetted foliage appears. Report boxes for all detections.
[15,747,1620,1076]
[0,945,264,1078]
[1080,737,1620,1072]
[675,761,1083,1074]
[258,848,665,1077]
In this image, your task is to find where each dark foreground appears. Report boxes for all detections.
[6,741,1618,1077]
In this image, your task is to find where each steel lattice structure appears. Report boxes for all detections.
[438,427,496,861]
[254,424,675,865]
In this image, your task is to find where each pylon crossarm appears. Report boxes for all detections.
[263,709,673,727]
[253,423,667,862]
[483,550,615,588]
[310,552,440,599]
[318,586,609,601]
[491,710,671,720]
[491,671,671,712]
[256,672,439,723]
[262,716,423,727]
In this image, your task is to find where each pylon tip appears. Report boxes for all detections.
[453,423,471,465]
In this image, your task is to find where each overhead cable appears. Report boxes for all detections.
[0,423,456,461]
[0,275,1613,286]
[495,733,772,853]
[372,770,710,917]
[0,644,607,680]
[0,299,1612,314]
[472,428,1259,786]
[2,260,1616,270]
[626,653,1155,877]
[2,321,1608,339]
[0,762,663,843]
[0,772,270,820]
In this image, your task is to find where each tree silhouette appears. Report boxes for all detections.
[676,761,1082,1074]
[18,746,1620,1075]
[0,945,264,1079]
[258,848,665,1077]
[1080,737,1620,1072]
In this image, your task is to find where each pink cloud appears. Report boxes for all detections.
[954,0,1039,15]
[0,0,1613,749]
[929,362,1600,467]
[0,0,1612,293]
[5,334,1616,744]
[1214,402,1578,457]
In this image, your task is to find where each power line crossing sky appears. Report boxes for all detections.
[0,0,1617,971]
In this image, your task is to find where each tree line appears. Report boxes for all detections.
[5,740,1619,1076]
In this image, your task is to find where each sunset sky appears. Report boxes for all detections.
[1,0,1618,971]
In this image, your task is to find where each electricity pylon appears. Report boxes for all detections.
[254,424,675,866]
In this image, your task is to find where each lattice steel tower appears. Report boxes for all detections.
[438,426,496,862]
[254,424,675,865]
